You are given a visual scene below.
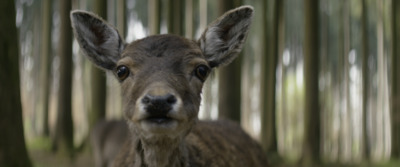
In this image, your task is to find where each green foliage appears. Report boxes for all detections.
[27,137,52,151]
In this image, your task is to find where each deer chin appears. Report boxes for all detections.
[133,110,182,134]
[134,111,192,140]
[137,120,189,141]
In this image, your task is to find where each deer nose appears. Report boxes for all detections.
[141,94,177,114]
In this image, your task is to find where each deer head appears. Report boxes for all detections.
[71,6,253,143]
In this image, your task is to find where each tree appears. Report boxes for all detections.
[339,0,352,162]
[39,0,52,137]
[302,0,320,165]
[217,0,242,123]
[52,0,74,157]
[89,0,107,130]
[117,0,127,37]
[361,0,371,160]
[167,0,184,35]
[260,0,281,162]
[184,0,193,38]
[148,0,161,35]
[391,0,400,159]
[0,0,32,166]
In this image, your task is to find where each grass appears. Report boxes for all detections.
[26,136,52,151]
[26,136,93,167]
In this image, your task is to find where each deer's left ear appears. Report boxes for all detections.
[198,6,253,68]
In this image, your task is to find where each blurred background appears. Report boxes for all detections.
[1,0,400,166]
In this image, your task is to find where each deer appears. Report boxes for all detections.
[71,5,268,167]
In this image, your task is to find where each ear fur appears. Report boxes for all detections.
[198,5,254,68]
[70,10,126,70]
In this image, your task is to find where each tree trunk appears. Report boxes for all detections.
[391,0,400,159]
[167,0,184,35]
[217,0,242,123]
[361,0,371,160]
[0,1,32,166]
[340,0,352,162]
[185,0,193,38]
[89,0,107,130]
[302,0,320,165]
[39,0,52,137]
[148,0,161,35]
[117,0,127,37]
[32,8,42,136]
[53,0,74,157]
[375,0,391,161]
[260,0,280,160]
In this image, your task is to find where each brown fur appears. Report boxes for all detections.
[71,5,268,167]
[91,120,129,167]
[113,120,267,167]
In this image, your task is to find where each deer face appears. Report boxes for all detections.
[117,35,207,138]
[71,6,253,140]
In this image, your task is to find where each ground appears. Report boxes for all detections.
[29,149,93,167]
[26,137,400,167]
[27,137,93,167]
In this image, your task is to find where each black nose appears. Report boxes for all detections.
[142,94,177,116]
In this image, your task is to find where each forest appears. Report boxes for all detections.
[1,0,400,166]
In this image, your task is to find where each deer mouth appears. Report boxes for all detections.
[141,112,178,132]
[144,107,175,125]
[146,115,174,124]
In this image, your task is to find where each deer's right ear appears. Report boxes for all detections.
[70,10,126,70]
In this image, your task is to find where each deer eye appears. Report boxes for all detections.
[116,65,129,81]
[195,65,209,82]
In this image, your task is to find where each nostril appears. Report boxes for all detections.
[166,94,177,104]
[142,93,176,117]
[142,95,151,104]
[141,94,177,106]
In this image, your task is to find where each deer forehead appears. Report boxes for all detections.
[118,34,207,74]
[116,35,207,99]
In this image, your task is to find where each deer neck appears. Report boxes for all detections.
[134,136,189,167]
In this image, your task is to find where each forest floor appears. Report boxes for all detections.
[29,149,93,167]
[27,137,93,167]
[271,159,400,167]
[27,137,400,167]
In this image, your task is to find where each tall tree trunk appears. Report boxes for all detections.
[89,0,107,130]
[167,0,184,35]
[302,0,320,165]
[260,0,280,161]
[32,7,42,135]
[361,0,371,160]
[185,0,194,39]
[185,0,193,38]
[217,0,242,123]
[0,1,32,166]
[391,0,400,159]
[39,0,52,137]
[117,0,127,37]
[340,0,352,162]
[53,0,74,157]
[148,0,161,35]
[375,0,391,161]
